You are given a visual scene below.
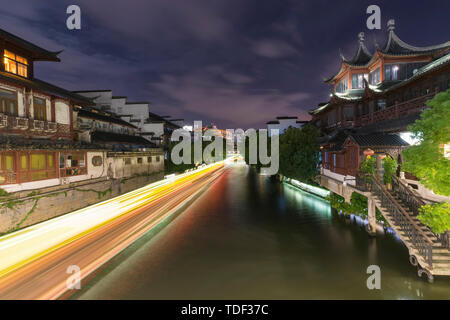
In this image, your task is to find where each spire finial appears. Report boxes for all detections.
[339,48,346,61]
[387,19,395,32]
[358,32,365,43]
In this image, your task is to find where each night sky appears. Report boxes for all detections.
[1,0,449,129]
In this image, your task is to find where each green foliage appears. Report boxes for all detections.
[360,156,376,182]
[278,125,320,184]
[402,89,450,196]
[418,202,450,234]
[383,157,398,184]
[0,189,11,197]
[326,192,389,225]
[326,192,368,217]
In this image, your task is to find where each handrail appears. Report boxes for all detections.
[371,176,434,245]
[392,174,425,206]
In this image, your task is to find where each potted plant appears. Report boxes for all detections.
[383,157,398,191]
[360,156,376,191]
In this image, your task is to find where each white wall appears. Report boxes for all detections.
[55,101,70,124]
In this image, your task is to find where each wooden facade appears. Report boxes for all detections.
[0,28,95,186]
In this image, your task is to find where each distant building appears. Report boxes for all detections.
[266,116,308,136]
[74,90,181,147]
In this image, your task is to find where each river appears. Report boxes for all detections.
[72,162,450,299]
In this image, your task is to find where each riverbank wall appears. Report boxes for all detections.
[0,172,164,234]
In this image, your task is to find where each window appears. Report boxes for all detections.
[33,97,47,121]
[147,157,152,163]
[60,152,86,177]
[351,74,366,89]
[324,152,328,163]
[92,156,103,167]
[124,158,131,165]
[377,99,386,110]
[369,68,380,85]
[333,154,336,167]
[4,50,28,77]
[0,89,18,116]
[344,106,353,121]
[0,152,16,184]
[385,65,399,81]
[335,78,348,93]
[156,156,160,162]
[137,157,143,164]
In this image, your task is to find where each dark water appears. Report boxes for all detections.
[73,162,450,299]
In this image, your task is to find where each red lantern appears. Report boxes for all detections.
[363,148,374,156]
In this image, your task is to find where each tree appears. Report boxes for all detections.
[418,202,450,234]
[402,88,450,196]
[359,155,376,183]
[278,125,320,184]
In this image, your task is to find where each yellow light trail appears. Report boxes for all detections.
[0,161,225,279]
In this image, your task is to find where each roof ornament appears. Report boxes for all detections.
[387,19,395,32]
[358,32,365,43]
[339,48,346,61]
[373,35,380,50]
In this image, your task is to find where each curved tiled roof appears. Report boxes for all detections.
[381,20,450,56]
[341,32,373,66]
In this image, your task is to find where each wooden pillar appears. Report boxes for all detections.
[367,197,377,236]
[376,153,382,181]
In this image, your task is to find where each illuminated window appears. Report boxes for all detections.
[0,89,18,116]
[369,68,380,85]
[351,74,367,89]
[385,65,399,81]
[33,97,47,121]
[60,152,86,177]
[335,78,348,93]
[4,50,28,77]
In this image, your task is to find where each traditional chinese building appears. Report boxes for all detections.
[310,19,450,199]
[0,29,165,193]
[0,28,106,191]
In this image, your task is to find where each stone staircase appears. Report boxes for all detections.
[370,175,450,282]
[388,191,450,276]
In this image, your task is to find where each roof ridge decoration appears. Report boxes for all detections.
[342,32,373,66]
[382,19,450,55]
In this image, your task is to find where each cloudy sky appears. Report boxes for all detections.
[0,0,448,128]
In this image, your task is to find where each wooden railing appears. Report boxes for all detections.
[355,92,436,127]
[370,176,434,267]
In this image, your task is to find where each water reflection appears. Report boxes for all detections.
[73,164,450,300]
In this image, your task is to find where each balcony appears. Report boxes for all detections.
[30,120,45,131]
[11,117,29,130]
[355,92,436,127]
[0,114,7,128]
[45,122,58,133]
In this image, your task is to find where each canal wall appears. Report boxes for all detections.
[0,172,164,234]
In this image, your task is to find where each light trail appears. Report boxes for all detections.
[0,161,227,299]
